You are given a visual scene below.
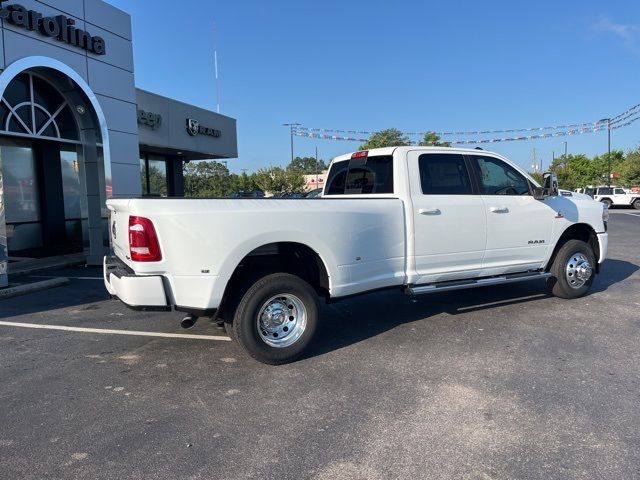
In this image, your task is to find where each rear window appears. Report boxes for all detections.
[325,155,394,195]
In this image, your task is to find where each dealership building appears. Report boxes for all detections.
[0,0,238,287]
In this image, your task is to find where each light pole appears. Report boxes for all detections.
[599,118,611,186]
[282,123,301,164]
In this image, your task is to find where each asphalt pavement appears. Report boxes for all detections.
[1,210,639,479]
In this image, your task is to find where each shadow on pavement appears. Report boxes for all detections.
[0,267,109,319]
[592,258,639,293]
[306,258,639,360]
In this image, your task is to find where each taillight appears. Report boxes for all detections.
[128,216,162,262]
[351,150,368,159]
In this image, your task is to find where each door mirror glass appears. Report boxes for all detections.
[533,186,545,200]
[542,172,559,196]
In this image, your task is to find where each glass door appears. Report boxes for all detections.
[0,138,42,256]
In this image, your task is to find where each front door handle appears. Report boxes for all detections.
[419,208,441,215]
[489,206,509,213]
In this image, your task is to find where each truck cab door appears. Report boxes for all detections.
[407,151,487,284]
[467,154,554,274]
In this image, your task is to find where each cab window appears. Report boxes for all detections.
[471,155,530,195]
[325,155,394,195]
[418,154,472,195]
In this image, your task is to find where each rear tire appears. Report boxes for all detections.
[232,273,319,365]
[601,198,613,208]
[549,239,596,299]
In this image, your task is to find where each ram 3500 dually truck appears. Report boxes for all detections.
[104,147,609,364]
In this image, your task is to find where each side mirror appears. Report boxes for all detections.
[543,172,559,197]
[533,186,545,200]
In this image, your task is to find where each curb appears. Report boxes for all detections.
[0,278,71,300]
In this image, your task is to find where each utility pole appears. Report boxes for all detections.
[599,118,612,186]
[563,141,567,157]
[282,123,301,164]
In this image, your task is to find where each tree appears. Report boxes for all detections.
[254,166,305,195]
[359,128,411,150]
[183,160,232,197]
[620,149,640,186]
[419,131,450,147]
[287,156,327,174]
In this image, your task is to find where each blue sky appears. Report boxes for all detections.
[109,0,640,173]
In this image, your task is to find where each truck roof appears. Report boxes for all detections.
[330,146,500,163]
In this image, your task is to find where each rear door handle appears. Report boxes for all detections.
[419,208,441,215]
[489,206,509,213]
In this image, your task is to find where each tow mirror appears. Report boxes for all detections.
[542,172,559,197]
[533,186,545,200]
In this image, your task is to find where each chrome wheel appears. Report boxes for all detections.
[565,253,593,289]
[257,294,307,348]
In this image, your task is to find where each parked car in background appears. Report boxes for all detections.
[593,186,640,209]
[305,188,323,198]
[229,189,265,199]
[574,187,595,198]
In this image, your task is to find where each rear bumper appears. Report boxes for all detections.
[597,232,608,264]
[103,255,170,311]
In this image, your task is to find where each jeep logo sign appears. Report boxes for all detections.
[186,118,221,137]
[137,109,162,130]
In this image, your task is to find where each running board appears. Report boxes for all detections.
[406,272,552,296]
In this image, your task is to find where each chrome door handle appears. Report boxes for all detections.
[419,208,441,215]
[489,206,509,213]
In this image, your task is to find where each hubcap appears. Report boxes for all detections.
[257,294,307,348]
[565,253,593,289]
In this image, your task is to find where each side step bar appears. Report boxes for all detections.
[406,271,552,296]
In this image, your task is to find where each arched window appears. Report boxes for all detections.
[0,72,80,142]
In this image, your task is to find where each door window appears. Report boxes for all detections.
[615,188,625,195]
[418,154,472,195]
[471,156,530,195]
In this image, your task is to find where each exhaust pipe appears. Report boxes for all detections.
[180,314,198,329]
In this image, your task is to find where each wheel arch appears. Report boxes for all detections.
[546,223,600,273]
[216,241,331,323]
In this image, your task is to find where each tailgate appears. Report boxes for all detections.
[107,199,133,267]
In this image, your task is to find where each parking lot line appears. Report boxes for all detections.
[0,321,231,341]
[618,212,640,217]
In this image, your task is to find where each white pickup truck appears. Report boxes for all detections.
[592,186,640,209]
[104,147,609,364]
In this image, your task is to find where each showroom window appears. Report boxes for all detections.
[0,72,81,142]
[140,154,168,197]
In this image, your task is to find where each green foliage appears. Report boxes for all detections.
[546,150,626,190]
[288,156,327,174]
[420,131,451,147]
[359,128,411,150]
[619,150,640,186]
[183,160,234,197]
[254,166,305,195]
[528,171,544,185]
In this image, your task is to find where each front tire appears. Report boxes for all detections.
[633,198,640,210]
[232,273,319,365]
[549,239,596,299]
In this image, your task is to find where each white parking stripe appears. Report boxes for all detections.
[0,321,231,341]
[619,213,640,217]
